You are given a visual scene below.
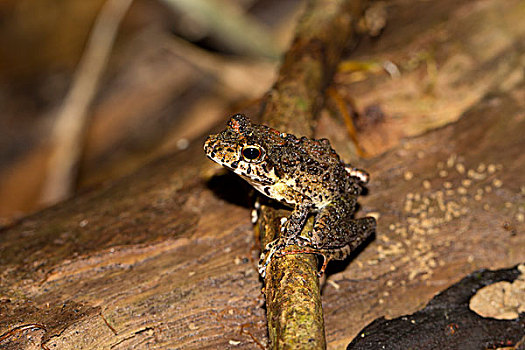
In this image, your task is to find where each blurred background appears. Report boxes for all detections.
[0,0,304,223]
[3,0,522,226]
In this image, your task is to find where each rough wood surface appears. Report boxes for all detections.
[1,0,524,349]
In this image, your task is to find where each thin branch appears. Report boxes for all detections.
[160,0,279,58]
[40,0,134,205]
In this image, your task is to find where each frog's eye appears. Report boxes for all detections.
[241,145,264,162]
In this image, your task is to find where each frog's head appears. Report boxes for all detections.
[204,114,281,187]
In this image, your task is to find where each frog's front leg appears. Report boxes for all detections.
[281,203,311,239]
[257,203,310,277]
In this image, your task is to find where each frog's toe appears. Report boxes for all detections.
[280,217,288,226]
[294,235,312,247]
[258,256,269,277]
[258,240,281,277]
[258,249,275,277]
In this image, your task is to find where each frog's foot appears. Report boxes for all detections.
[258,239,285,278]
[275,249,329,277]
[258,236,329,278]
[279,236,330,277]
[344,166,369,184]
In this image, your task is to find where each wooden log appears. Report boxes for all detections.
[1,1,524,349]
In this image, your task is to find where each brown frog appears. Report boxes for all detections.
[204,114,376,277]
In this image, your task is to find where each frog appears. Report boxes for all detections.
[204,114,376,278]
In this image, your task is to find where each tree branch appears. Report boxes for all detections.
[256,0,366,348]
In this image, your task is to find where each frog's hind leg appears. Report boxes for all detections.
[292,194,376,275]
[310,194,376,250]
[344,165,370,184]
[313,216,376,255]
[258,199,375,277]
[270,215,376,276]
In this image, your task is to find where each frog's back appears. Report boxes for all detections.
[257,131,350,202]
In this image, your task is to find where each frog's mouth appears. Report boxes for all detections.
[237,172,275,186]
[233,159,279,187]
[204,136,243,170]
[203,135,229,163]
[204,135,278,187]
[203,135,218,157]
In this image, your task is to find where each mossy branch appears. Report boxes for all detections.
[256,0,366,348]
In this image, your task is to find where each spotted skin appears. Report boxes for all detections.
[204,114,376,277]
